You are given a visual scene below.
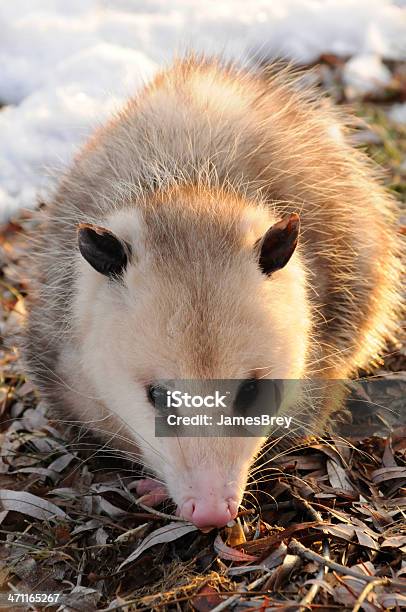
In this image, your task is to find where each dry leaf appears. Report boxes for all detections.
[378,592,406,607]
[326,459,355,492]
[119,521,197,569]
[58,586,101,612]
[0,489,67,520]
[192,585,224,612]
[381,535,406,552]
[214,534,258,562]
[372,466,406,483]
[226,519,246,546]
[315,523,356,542]
[264,554,301,590]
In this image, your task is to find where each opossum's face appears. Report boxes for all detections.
[74,197,311,530]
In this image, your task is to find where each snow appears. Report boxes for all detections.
[342,54,393,98]
[389,102,406,123]
[1,0,406,219]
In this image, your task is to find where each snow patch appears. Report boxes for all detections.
[389,102,406,124]
[343,54,392,98]
[0,0,405,219]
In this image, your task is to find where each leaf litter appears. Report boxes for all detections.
[0,58,405,610]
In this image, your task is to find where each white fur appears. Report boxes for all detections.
[71,199,311,513]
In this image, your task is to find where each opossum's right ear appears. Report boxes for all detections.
[255,213,299,276]
[77,223,131,278]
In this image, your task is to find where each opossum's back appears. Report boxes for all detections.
[26,57,403,383]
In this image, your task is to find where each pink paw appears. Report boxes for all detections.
[134,478,169,506]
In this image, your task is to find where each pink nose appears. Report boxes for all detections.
[180,498,239,530]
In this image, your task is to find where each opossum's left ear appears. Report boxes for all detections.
[77,223,131,278]
[256,213,299,276]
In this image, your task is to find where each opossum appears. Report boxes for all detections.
[23,56,402,530]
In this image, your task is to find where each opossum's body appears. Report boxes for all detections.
[24,57,402,529]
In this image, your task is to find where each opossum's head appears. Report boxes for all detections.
[74,186,311,530]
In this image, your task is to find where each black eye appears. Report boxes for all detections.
[147,384,167,409]
[234,378,259,414]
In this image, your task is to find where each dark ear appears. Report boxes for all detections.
[77,223,131,278]
[256,213,300,276]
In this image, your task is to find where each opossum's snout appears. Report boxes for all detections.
[180,498,238,530]
[160,443,254,531]
[177,479,240,530]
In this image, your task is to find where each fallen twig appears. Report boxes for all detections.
[298,539,330,611]
[135,499,186,522]
[209,572,273,612]
[296,497,331,610]
[352,578,387,612]
[288,539,406,589]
